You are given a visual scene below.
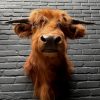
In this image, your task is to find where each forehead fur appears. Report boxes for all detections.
[29,8,71,22]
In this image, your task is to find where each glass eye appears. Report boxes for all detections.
[57,22,62,28]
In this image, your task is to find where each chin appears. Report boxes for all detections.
[42,52,58,57]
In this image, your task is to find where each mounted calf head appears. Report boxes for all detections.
[6,9,94,100]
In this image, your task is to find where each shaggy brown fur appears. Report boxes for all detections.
[12,9,86,100]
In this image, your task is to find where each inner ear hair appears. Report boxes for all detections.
[14,23,32,38]
[69,24,86,39]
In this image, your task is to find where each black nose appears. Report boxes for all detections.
[41,35,61,44]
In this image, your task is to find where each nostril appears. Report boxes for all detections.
[41,35,47,42]
[55,36,61,43]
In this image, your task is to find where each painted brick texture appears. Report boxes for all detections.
[0,0,100,100]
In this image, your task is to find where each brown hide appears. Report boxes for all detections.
[7,9,89,100]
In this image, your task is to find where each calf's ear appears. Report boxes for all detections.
[14,23,32,38]
[61,18,95,39]
[6,19,32,38]
[68,24,86,39]
[67,19,95,39]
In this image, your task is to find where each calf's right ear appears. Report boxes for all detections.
[14,23,32,38]
[6,19,32,38]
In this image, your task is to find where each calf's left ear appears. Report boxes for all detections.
[67,19,95,39]
[68,24,86,39]
[6,19,32,38]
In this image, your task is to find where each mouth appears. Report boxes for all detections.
[42,48,58,53]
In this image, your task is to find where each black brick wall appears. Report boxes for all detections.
[0,0,100,100]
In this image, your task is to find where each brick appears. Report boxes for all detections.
[79,39,99,44]
[88,0,98,3]
[69,44,91,49]
[82,10,99,14]
[3,13,22,17]
[16,62,25,69]
[13,91,33,99]
[72,89,90,97]
[0,77,15,84]
[3,69,24,76]
[82,3,97,6]
[93,55,100,61]
[0,40,19,45]
[57,0,72,3]
[0,70,4,76]
[89,44,100,49]
[98,3,100,5]
[0,39,30,45]
[72,0,88,3]
[68,49,82,55]
[84,61,100,67]
[26,84,33,91]
[57,6,73,10]
[75,67,98,74]
[4,5,22,9]
[85,16,100,21]
[73,61,84,67]
[32,2,47,6]
[1,84,32,92]
[87,74,100,81]
[0,30,14,35]
[0,9,12,13]
[0,63,17,69]
[18,50,31,56]
[87,30,96,34]
[90,6,100,10]
[77,81,100,89]
[0,57,7,63]
[7,45,31,50]
[96,30,100,34]
[88,35,100,39]
[74,13,91,17]
[24,0,40,1]
[91,89,100,96]
[65,3,81,6]
[15,76,31,83]
[0,5,5,8]
[9,35,19,40]
[0,45,7,50]
[73,6,90,10]
[0,92,15,100]
[7,56,26,62]
[72,97,100,100]
[6,0,23,1]
[72,74,88,81]
[68,39,79,44]
[87,25,100,30]
[71,55,94,61]
[0,50,18,57]
[18,39,31,45]
[6,2,25,6]
[41,6,57,9]
[48,3,64,6]
[82,49,100,55]
[40,0,57,2]
[98,68,100,73]
[22,5,35,9]
[68,10,82,14]
[0,35,9,40]
[13,9,30,13]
